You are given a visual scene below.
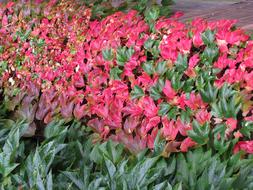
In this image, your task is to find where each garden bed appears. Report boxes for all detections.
[0,1,253,189]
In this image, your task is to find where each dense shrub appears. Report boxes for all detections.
[1,0,253,154]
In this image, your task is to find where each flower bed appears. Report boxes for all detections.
[1,0,253,154]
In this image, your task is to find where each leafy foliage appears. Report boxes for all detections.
[0,120,253,189]
[0,0,253,155]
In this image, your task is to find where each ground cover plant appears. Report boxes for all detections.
[1,0,253,154]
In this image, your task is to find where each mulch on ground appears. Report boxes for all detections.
[173,0,253,31]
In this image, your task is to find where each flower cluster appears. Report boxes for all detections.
[1,0,253,154]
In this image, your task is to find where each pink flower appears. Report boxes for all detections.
[195,109,211,125]
[176,118,192,136]
[177,38,192,54]
[193,33,204,47]
[226,118,237,131]
[171,12,184,19]
[145,116,160,133]
[161,117,178,141]
[180,137,197,152]
[124,116,140,134]
[6,2,15,9]
[160,44,178,61]
[147,128,159,149]
[72,73,85,88]
[233,131,243,139]
[234,141,253,154]
[189,54,200,68]
[122,102,143,117]
[163,80,176,100]
[184,93,206,110]
[73,103,87,120]
[140,96,158,118]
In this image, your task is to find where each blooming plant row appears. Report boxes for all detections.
[0,0,253,154]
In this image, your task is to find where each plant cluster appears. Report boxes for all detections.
[0,0,253,155]
[0,119,253,189]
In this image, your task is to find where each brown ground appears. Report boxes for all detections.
[173,0,253,31]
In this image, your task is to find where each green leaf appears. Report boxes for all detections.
[200,82,218,103]
[156,61,167,76]
[131,85,145,100]
[201,45,219,64]
[188,120,209,145]
[175,54,188,72]
[105,140,124,164]
[104,158,116,179]
[167,107,178,120]
[36,172,45,190]
[102,48,114,61]
[2,163,19,178]
[171,73,184,91]
[144,38,155,50]
[0,61,7,74]
[145,6,160,21]
[142,61,154,76]
[202,29,215,45]
[211,101,224,118]
[132,156,160,187]
[154,181,172,190]
[46,171,53,190]
[176,154,188,185]
[63,171,84,189]
[157,78,165,92]
[0,45,4,54]
[151,41,160,58]
[116,47,134,66]
[110,67,123,80]
[180,108,192,123]
[173,182,183,190]
[153,131,166,156]
[240,121,253,138]
[158,102,171,116]
[161,0,173,6]
[44,120,66,139]
[149,85,161,100]
[182,79,194,93]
